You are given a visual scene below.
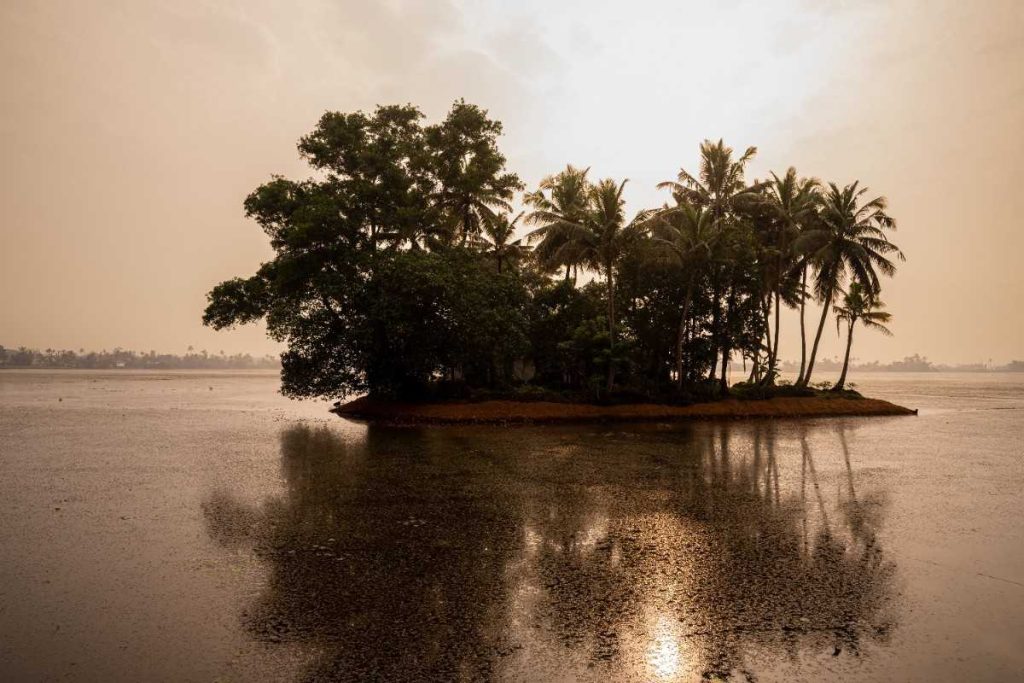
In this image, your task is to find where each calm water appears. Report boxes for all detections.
[1,370,1022,682]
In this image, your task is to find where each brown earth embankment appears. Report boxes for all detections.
[333,395,916,425]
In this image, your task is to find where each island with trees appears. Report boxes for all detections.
[203,100,915,423]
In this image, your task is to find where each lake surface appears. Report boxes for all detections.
[1,370,1022,681]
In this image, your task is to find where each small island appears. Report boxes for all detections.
[203,101,910,420]
[333,393,915,425]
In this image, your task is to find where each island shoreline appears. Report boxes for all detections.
[333,395,917,425]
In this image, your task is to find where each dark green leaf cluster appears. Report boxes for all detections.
[204,102,531,399]
[204,105,904,401]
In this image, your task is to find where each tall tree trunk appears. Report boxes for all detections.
[754,313,769,386]
[720,283,736,394]
[801,282,833,387]
[767,288,781,383]
[720,343,730,394]
[674,280,695,390]
[766,248,785,384]
[564,264,571,281]
[834,320,855,390]
[674,314,687,389]
[797,265,808,384]
[460,204,471,246]
[606,263,616,394]
[708,273,721,381]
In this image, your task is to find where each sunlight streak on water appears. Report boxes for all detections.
[646,614,683,680]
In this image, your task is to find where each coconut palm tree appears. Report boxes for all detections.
[426,101,524,245]
[761,168,821,384]
[797,182,903,387]
[792,235,818,385]
[649,203,717,388]
[473,211,529,273]
[434,184,513,246]
[658,139,762,219]
[659,139,764,393]
[529,177,647,392]
[524,165,591,280]
[832,283,893,390]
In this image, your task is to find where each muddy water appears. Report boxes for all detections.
[1,370,1022,681]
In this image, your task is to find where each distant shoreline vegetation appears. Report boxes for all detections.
[0,346,280,370]
[199,100,931,403]
[780,354,1024,373]
[3,346,1015,374]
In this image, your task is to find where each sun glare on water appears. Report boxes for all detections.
[646,615,683,679]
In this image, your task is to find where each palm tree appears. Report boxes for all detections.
[427,100,524,245]
[658,140,761,218]
[797,182,903,387]
[649,203,717,388]
[473,211,529,273]
[528,177,646,392]
[761,168,820,384]
[524,165,591,280]
[382,212,450,252]
[659,139,763,393]
[792,233,817,385]
[434,184,512,246]
[832,283,893,390]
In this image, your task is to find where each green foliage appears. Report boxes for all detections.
[424,100,524,245]
[204,105,905,403]
[472,211,529,273]
[798,183,903,386]
[616,246,688,382]
[556,316,633,400]
[202,277,270,330]
[204,101,528,399]
[524,165,591,277]
[834,282,894,337]
[729,381,815,400]
[527,279,601,386]
[361,249,530,397]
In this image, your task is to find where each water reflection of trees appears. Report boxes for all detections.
[526,422,896,680]
[202,425,523,681]
[202,421,896,681]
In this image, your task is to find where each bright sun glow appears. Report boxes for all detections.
[646,615,682,679]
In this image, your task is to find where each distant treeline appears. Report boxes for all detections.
[780,353,1024,373]
[5,345,1015,374]
[0,345,280,370]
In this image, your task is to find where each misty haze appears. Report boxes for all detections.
[1,1,1023,682]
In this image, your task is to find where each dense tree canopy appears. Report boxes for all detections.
[205,102,904,402]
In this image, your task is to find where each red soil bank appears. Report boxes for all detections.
[334,395,916,425]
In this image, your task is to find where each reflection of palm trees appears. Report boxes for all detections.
[802,427,831,529]
[835,424,888,551]
[202,422,897,681]
[202,424,522,681]
[528,423,896,680]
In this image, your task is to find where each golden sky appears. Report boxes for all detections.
[1,0,1022,364]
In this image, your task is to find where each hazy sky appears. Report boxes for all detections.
[2,0,1022,364]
